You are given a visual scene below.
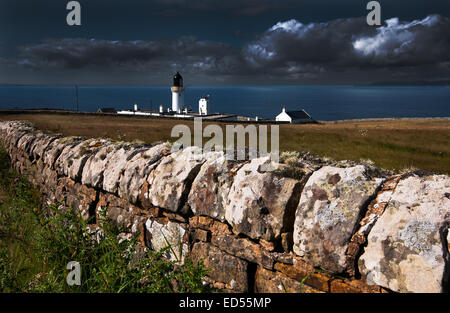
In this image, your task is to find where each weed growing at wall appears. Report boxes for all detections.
[0,145,42,291]
[0,144,211,293]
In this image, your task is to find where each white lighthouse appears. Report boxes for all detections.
[171,72,184,113]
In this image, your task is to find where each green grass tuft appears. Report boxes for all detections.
[0,144,211,293]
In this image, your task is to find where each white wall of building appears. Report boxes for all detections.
[275,107,292,123]
[117,110,134,115]
[118,110,153,116]
[199,98,208,115]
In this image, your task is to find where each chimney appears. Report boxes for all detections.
[282,106,286,113]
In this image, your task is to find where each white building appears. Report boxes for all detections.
[276,106,292,122]
[276,107,314,124]
[171,72,184,113]
[199,96,209,115]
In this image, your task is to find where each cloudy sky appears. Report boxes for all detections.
[0,0,449,85]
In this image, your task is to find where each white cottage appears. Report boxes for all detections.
[275,106,291,122]
[275,107,314,124]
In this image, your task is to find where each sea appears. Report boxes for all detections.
[0,85,449,121]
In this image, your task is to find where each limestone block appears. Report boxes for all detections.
[81,142,118,188]
[225,157,302,241]
[118,143,171,204]
[30,133,60,161]
[145,218,189,264]
[147,146,205,212]
[255,266,323,293]
[191,242,248,292]
[359,174,450,293]
[102,143,142,194]
[211,232,274,269]
[293,165,383,273]
[43,137,83,169]
[188,152,240,222]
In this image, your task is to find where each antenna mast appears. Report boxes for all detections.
[75,85,79,112]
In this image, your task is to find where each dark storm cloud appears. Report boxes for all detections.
[243,14,450,77]
[11,15,450,83]
[152,0,300,16]
[17,37,243,74]
[19,39,166,69]
[352,15,450,67]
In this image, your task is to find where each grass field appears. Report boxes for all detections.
[1,113,449,174]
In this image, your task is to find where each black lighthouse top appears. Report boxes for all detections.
[173,72,183,87]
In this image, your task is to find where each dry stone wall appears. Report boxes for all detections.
[0,120,449,293]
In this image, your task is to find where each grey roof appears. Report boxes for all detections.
[286,109,313,120]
